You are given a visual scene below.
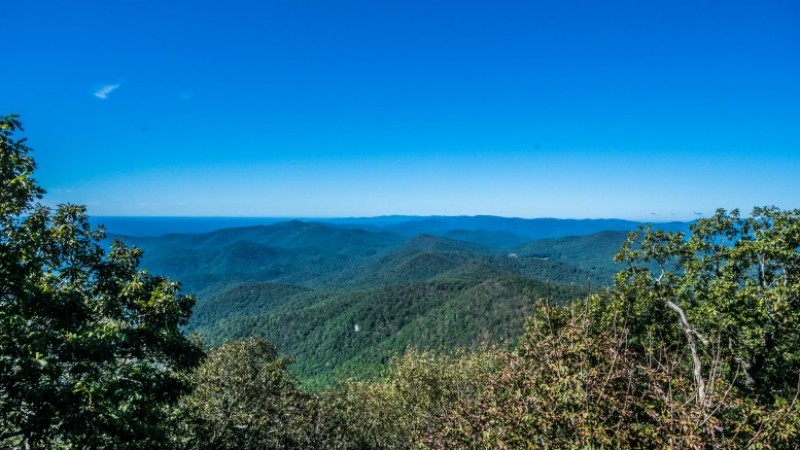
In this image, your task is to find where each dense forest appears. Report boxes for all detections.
[3,114,800,448]
[119,220,619,383]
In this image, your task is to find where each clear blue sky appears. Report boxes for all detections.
[4,0,799,220]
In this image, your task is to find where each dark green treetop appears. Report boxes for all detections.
[0,115,203,448]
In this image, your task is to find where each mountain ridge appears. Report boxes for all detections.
[97,215,691,239]
[100,218,678,383]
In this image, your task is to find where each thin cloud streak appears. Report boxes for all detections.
[94,83,121,99]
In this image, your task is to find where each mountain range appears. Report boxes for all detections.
[105,216,689,384]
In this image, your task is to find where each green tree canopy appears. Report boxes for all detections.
[613,207,800,402]
[178,337,313,450]
[0,115,202,448]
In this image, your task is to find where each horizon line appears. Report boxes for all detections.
[89,214,695,223]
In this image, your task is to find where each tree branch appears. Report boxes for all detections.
[665,300,706,407]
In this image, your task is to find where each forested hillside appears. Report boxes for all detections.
[113,220,631,381]
[196,274,582,384]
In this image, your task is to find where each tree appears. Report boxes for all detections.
[177,337,312,450]
[0,115,202,448]
[613,207,800,403]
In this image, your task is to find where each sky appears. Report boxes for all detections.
[3,0,799,220]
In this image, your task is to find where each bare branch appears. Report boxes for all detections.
[666,300,706,407]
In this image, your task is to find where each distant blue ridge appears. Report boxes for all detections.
[92,216,692,240]
[92,217,288,237]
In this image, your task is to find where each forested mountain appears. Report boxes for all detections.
[353,216,679,240]
[511,230,630,283]
[191,268,584,385]
[440,228,529,249]
[105,219,670,382]
[114,221,404,293]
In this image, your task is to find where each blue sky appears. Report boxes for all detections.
[3,0,799,220]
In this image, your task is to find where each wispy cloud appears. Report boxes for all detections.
[94,83,121,99]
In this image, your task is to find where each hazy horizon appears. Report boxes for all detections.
[91,213,694,220]
[5,1,798,218]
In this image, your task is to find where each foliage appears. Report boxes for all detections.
[614,208,800,400]
[176,299,798,448]
[188,301,797,449]
[0,115,202,448]
[174,336,413,450]
[425,299,800,449]
[327,347,501,450]
[176,338,312,449]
